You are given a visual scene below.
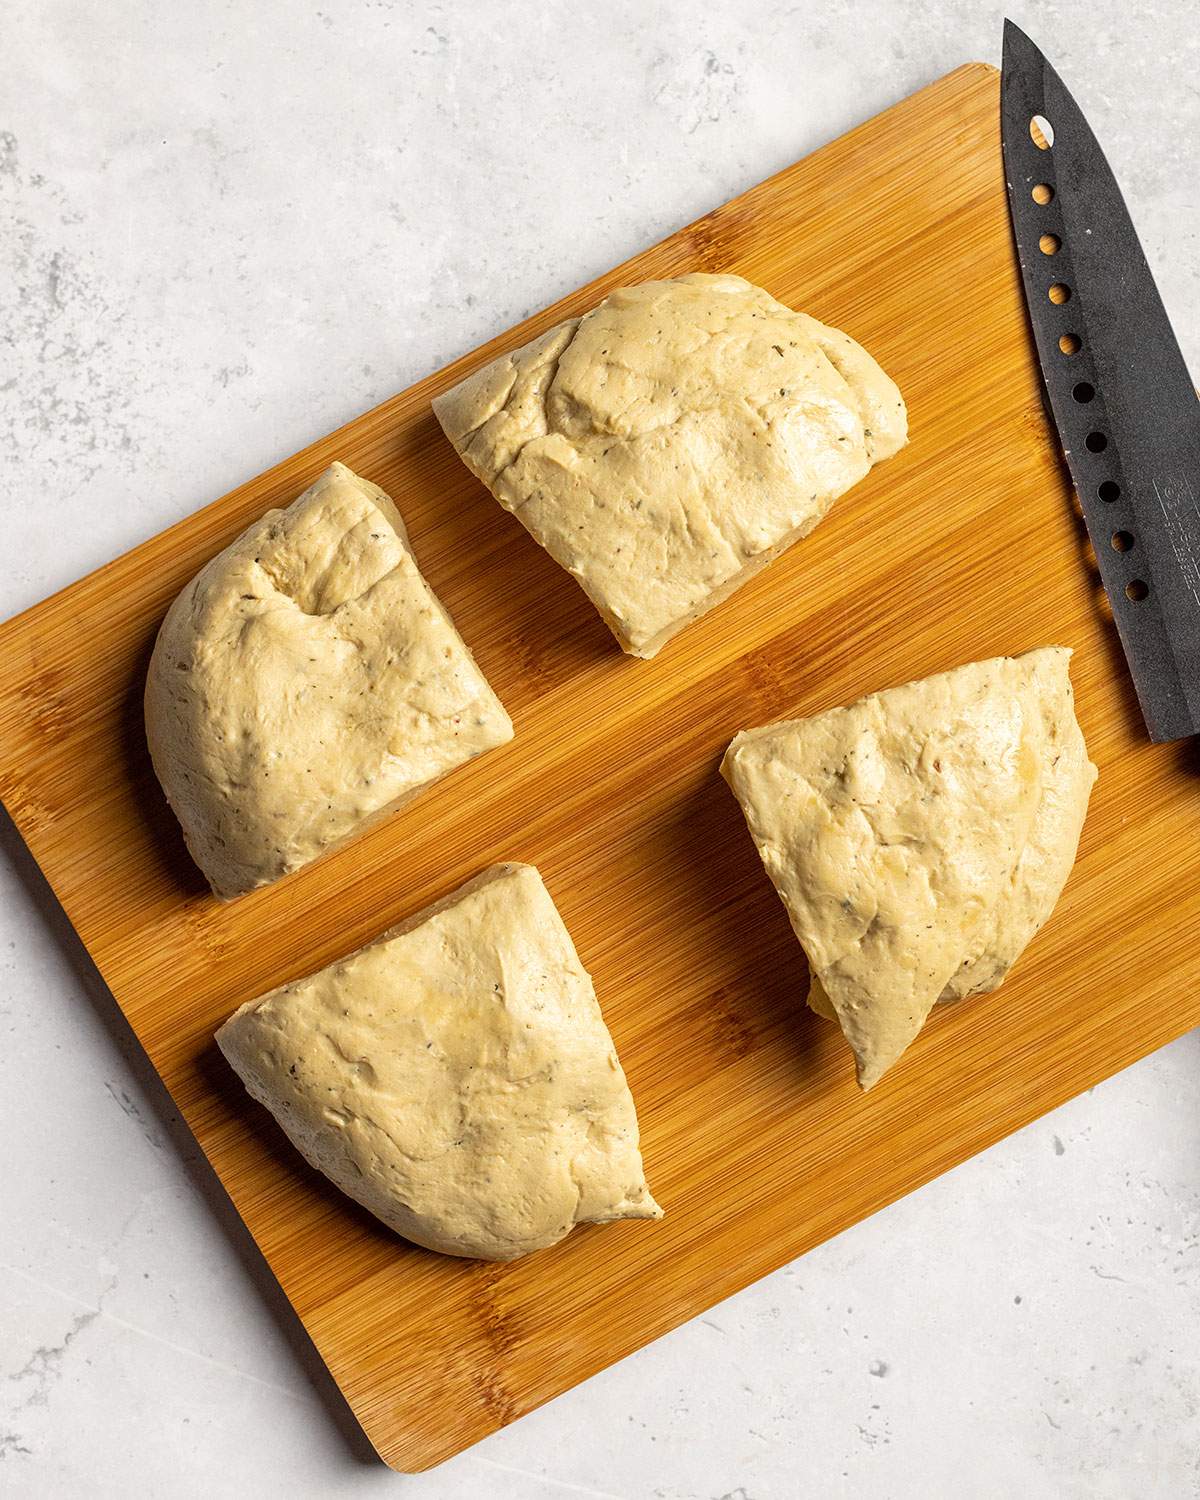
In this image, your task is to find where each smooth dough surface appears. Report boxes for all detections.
[433,273,907,657]
[722,648,1096,1089]
[145,462,512,898]
[217,863,662,1260]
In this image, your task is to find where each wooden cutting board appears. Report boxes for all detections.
[2,62,1195,1471]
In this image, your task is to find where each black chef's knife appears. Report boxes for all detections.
[1001,19,1200,742]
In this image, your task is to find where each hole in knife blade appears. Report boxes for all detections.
[1032,183,1054,205]
[1049,283,1071,304]
[1030,115,1055,150]
[1059,333,1081,355]
[1098,480,1120,502]
[1073,381,1096,403]
[1126,579,1149,601]
[1085,431,1108,453]
[1111,531,1135,553]
[1039,233,1061,255]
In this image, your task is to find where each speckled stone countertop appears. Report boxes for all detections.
[3,3,1199,1496]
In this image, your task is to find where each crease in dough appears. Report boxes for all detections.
[216,863,662,1261]
[433,273,907,658]
[721,648,1097,1089]
[145,462,513,898]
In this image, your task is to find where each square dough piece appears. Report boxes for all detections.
[433,273,907,657]
[722,648,1096,1090]
[145,462,513,898]
[217,863,662,1261]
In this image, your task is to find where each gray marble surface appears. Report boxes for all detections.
[3,2,1200,1495]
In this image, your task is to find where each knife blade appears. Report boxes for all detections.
[1001,18,1200,742]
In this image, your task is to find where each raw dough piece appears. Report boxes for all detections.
[145,462,512,898]
[216,863,662,1260]
[433,272,906,657]
[721,648,1096,1089]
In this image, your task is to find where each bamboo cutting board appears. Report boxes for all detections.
[2,62,1196,1471]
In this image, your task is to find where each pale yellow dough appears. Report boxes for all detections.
[721,648,1096,1090]
[216,863,662,1261]
[433,273,907,657]
[145,462,513,899]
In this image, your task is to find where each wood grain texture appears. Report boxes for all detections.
[2,63,1194,1471]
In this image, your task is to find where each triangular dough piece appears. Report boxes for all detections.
[722,648,1096,1089]
[433,273,907,657]
[217,864,662,1261]
[145,463,512,898]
